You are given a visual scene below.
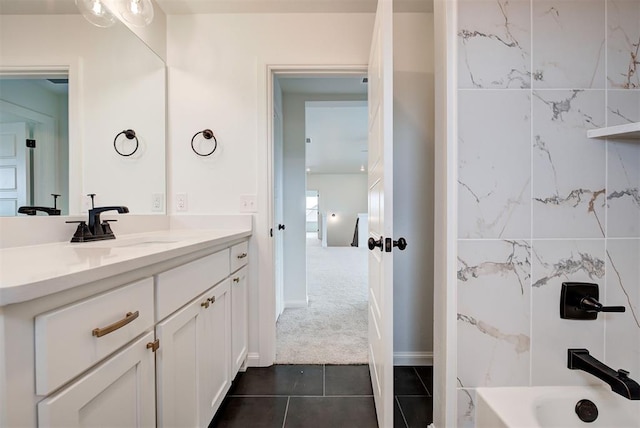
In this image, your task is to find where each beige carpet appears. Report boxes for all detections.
[275,235,368,364]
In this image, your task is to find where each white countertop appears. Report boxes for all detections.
[0,228,251,307]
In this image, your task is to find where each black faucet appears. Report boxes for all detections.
[88,205,129,236]
[18,194,61,216]
[568,349,640,400]
[66,194,129,242]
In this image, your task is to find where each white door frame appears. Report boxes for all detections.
[258,64,367,366]
[258,3,459,421]
[433,0,459,426]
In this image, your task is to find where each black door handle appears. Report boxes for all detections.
[278,224,285,230]
[368,237,383,251]
[385,237,408,252]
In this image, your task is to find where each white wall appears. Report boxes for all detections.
[0,15,165,214]
[307,173,368,246]
[167,13,374,364]
[392,13,435,365]
[282,92,308,306]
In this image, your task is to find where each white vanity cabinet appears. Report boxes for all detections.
[37,331,156,428]
[34,277,156,427]
[230,242,249,377]
[0,231,251,428]
[231,266,249,376]
[155,280,231,428]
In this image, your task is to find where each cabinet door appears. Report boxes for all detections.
[156,279,231,428]
[37,332,156,428]
[231,266,248,376]
[200,279,231,425]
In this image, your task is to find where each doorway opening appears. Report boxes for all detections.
[273,75,369,364]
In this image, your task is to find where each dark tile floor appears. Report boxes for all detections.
[209,365,432,428]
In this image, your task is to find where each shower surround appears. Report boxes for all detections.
[455,0,640,425]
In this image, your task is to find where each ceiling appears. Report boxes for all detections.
[304,100,368,175]
[0,0,78,14]
[155,0,432,14]
[0,0,432,15]
[278,76,368,175]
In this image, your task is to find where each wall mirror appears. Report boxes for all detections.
[0,1,166,216]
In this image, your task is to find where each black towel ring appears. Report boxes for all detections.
[191,129,217,157]
[113,129,139,157]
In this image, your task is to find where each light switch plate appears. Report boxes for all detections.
[240,194,257,212]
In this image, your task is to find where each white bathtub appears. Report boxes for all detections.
[476,386,640,428]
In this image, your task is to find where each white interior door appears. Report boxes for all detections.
[367,0,394,427]
[273,86,285,320]
[0,122,27,216]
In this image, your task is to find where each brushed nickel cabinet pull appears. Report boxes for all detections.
[201,300,210,309]
[233,277,240,283]
[146,339,160,352]
[237,253,247,259]
[92,311,139,337]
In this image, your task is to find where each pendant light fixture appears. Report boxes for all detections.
[120,0,154,28]
[75,0,116,28]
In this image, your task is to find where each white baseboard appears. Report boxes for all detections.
[284,298,308,309]
[394,352,433,366]
[245,352,261,367]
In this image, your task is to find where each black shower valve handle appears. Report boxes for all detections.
[579,296,626,313]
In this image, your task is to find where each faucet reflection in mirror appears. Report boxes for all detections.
[75,0,154,28]
[18,194,61,216]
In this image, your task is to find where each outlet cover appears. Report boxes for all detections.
[151,193,164,212]
[240,194,257,212]
[176,193,188,212]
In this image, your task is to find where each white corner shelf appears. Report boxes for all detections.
[587,122,640,140]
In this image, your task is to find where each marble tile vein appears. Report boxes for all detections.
[457,240,531,294]
[608,106,636,124]
[458,0,531,89]
[532,251,605,288]
[457,313,530,354]
[610,32,640,89]
[457,379,475,421]
[459,178,530,239]
[608,188,640,207]
[534,90,582,122]
[534,188,606,236]
[533,135,560,194]
[607,250,640,329]
[624,37,639,89]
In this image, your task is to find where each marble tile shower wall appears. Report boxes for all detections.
[455,0,640,426]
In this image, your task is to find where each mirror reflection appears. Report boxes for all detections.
[0,4,166,216]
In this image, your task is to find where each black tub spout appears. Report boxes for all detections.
[568,349,640,400]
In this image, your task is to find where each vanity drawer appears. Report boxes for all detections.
[230,241,249,273]
[155,250,230,321]
[35,277,154,395]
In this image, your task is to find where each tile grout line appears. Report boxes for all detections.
[281,396,290,428]
[323,364,326,397]
[413,366,431,397]
[395,395,410,428]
